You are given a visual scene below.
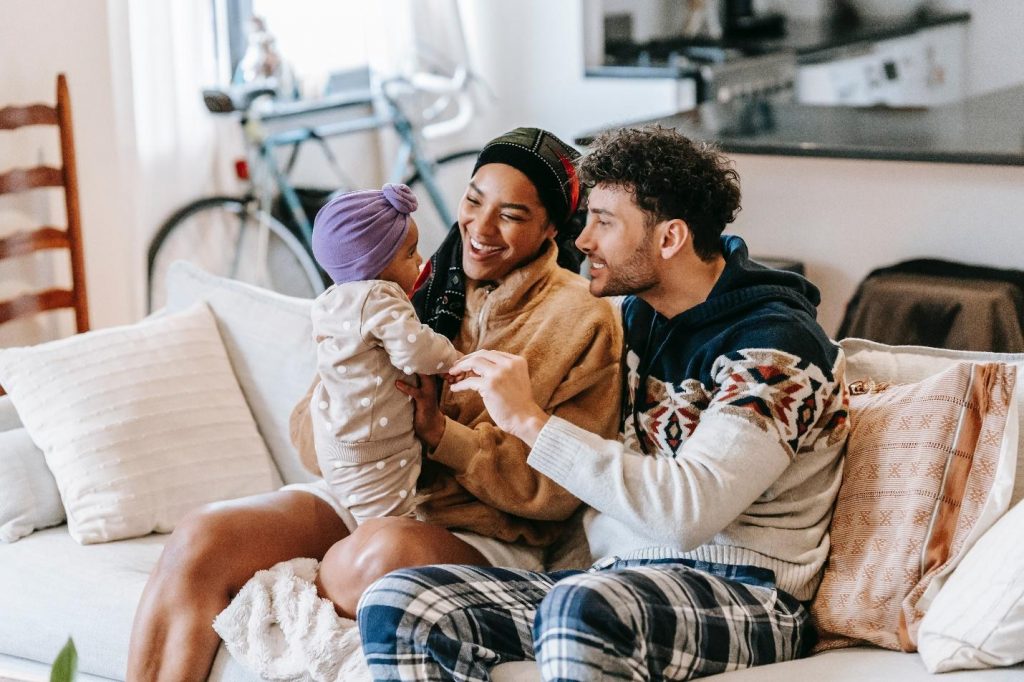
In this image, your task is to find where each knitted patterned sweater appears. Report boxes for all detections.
[529,236,850,600]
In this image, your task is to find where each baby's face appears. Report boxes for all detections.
[377,219,424,294]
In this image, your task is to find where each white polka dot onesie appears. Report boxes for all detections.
[310,280,462,523]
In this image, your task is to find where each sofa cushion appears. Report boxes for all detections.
[0,526,164,679]
[0,303,279,544]
[490,649,1024,681]
[0,428,63,542]
[165,261,318,486]
[0,527,268,682]
[811,361,1017,652]
[918,497,1024,672]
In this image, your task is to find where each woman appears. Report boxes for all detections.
[127,127,621,681]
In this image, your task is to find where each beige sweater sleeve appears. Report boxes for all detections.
[427,324,622,522]
[290,377,321,477]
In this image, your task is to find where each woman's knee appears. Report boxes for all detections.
[322,517,484,588]
[152,504,253,595]
[318,517,487,617]
[317,518,420,609]
[162,490,348,583]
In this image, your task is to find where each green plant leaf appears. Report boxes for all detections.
[50,637,77,682]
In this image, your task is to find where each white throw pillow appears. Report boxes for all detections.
[0,303,278,544]
[0,395,22,431]
[918,498,1024,672]
[164,261,318,485]
[0,428,64,542]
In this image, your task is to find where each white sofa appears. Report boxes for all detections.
[1,262,1021,682]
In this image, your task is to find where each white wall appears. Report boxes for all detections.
[0,0,136,344]
[957,0,1024,96]
[459,0,680,146]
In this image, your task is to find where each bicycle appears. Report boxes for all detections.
[146,67,482,312]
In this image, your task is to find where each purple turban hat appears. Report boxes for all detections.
[311,183,418,284]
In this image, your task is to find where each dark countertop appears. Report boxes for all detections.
[589,10,970,79]
[575,85,1024,167]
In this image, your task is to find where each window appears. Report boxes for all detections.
[213,0,370,97]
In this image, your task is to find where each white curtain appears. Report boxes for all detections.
[125,0,241,299]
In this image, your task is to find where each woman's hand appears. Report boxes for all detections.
[395,374,446,449]
[449,350,549,446]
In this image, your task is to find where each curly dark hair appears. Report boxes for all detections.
[577,126,741,261]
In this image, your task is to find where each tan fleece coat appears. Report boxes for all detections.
[291,241,622,547]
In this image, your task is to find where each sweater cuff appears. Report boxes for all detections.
[428,416,478,472]
[526,416,584,486]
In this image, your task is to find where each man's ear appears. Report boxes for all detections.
[658,219,690,259]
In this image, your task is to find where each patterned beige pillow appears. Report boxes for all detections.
[811,361,1017,652]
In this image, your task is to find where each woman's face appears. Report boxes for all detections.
[457,163,555,282]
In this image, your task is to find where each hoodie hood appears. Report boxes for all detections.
[689,235,820,328]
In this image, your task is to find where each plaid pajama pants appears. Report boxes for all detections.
[357,557,812,682]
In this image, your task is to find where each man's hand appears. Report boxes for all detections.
[395,374,446,449]
[449,350,549,446]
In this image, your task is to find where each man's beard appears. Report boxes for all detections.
[593,244,658,297]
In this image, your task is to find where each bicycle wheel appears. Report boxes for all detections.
[404,148,481,258]
[147,196,325,312]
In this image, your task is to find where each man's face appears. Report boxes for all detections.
[576,184,659,298]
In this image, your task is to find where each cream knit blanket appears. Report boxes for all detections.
[213,558,371,682]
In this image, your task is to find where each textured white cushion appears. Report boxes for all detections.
[0,303,279,544]
[0,395,22,431]
[0,428,64,542]
[0,527,264,681]
[918,498,1024,673]
[164,261,317,486]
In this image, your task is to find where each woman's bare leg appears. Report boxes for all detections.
[127,491,349,682]
[315,516,489,618]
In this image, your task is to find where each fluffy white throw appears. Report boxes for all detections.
[213,558,371,682]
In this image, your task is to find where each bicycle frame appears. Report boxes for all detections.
[247,86,460,254]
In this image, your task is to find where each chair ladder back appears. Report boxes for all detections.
[56,74,89,334]
[0,73,89,336]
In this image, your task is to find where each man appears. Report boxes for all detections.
[357,126,849,681]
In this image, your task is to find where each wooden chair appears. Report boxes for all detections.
[0,73,89,340]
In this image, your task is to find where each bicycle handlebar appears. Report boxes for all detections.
[380,65,475,140]
[419,91,474,139]
[202,82,375,121]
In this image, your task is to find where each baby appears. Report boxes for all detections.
[309,183,461,524]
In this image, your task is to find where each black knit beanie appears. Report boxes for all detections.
[472,127,581,225]
[413,128,585,339]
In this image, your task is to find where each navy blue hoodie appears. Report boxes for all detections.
[622,235,842,456]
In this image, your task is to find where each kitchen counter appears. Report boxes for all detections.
[590,9,969,79]
[575,84,1024,167]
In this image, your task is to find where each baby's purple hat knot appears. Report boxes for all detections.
[382,183,418,214]
[312,183,418,285]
